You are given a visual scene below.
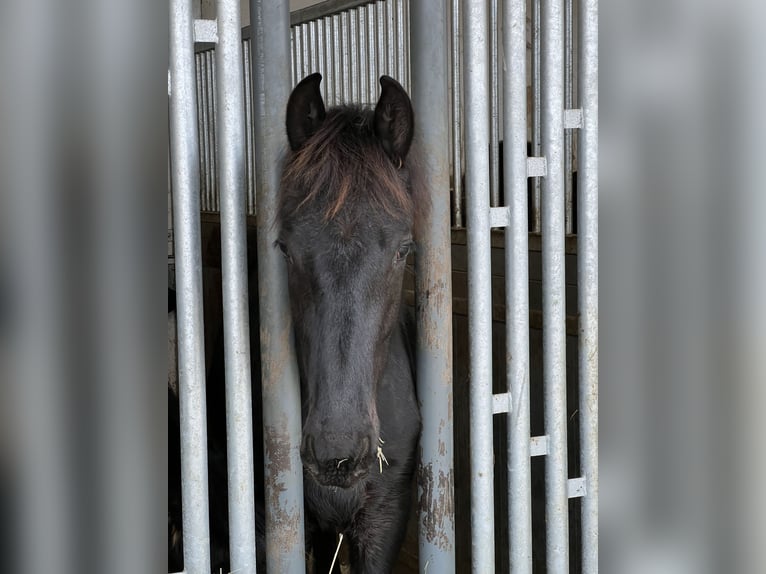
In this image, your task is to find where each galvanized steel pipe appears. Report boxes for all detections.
[541,0,570,569]
[169,0,211,571]
[531,0,542,233]
[250,1,307,572]
[215,0,258,570]
[503,0,533,571]
[451,0,464,228]
[578,0,599,571]
[463,0,496,570]
[410,0,456,570]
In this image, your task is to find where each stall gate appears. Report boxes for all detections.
[169,0,597,572]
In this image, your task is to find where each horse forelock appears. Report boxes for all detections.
[278,106,426,230]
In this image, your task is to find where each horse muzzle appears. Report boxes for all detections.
[300,434,376,487]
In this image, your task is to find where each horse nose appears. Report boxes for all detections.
[301,433,373,484]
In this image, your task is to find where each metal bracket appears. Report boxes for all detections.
[194,19,218,44]
[564,108,583,129]
[567,476,587,498]
[527,156,547,178]
[489,207,510,229]
[530,435,548,456]
[492,392,511,414]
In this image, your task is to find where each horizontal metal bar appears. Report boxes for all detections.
[492,392,511,414]
[530,435,548,456]
[527,156,547,178]
[567,477,586,498]
[489,206,510,228]
[291,0,373,26]
[194,19,218,43]
[564,107,582,129]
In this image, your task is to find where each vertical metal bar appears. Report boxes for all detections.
[531,0,542,232]
[215,0,258,570]
[396,0,412,88]
[368,3,377,102]
[244,38,256,216]
[386,0,395,77]
[451,0,463,228]
[333,14,342,103]
[377,1,386,77]
[317,19,326,100]
[169,0,211,571]
[341,11,351,101]
[350,10,360,102]
[196,53,209,212]
[208,52,219,211]
[489,0,500,207]
[463,0,495,571]
[578,0,598,570]
[302,24,311,79]
[250,1,307,572]
[310,20,319,76]
[541,0,569,569]
[410,0,455,570]
[504,0,533,571]
[291,28,297,85]
[357,6,372,103]
[564,0,574,234]
[325,16,335,104]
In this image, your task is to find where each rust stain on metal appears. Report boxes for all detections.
[263,421,302,568]
[417,456,455,550]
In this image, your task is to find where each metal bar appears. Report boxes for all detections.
[578,0,599,571]
[324,16,334,101]
[367,3,377,102]
[303,23,312,78]
[349,9,360,102]
[564,0,574,234]
[333,14,342,102]
[290,0,374,26]
[541,0,570,569]
[451,0,463,227]
[358,8,369,103]
[410,0,456,569]
[386,0,395,76]
[531,0,542,232]
[396,0,406,85]
[402,0,411,89]
[504,0,533,570]
[463,0,495,570]
[341,11,351,101]
[243,39,256,215]
[208,51,219,211]
[250,1,307,572]
[489,0,500,207]
[215,0,258,570]
[169,0,211,571]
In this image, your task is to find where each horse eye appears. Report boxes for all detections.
[394,241,413,263]
[275,240,292,264]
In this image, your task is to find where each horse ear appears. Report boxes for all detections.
[374,76,414,165]
[286,73,326,151]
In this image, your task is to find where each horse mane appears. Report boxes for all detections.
[278,105,427,231]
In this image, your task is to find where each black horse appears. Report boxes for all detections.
[279,73,424,573]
